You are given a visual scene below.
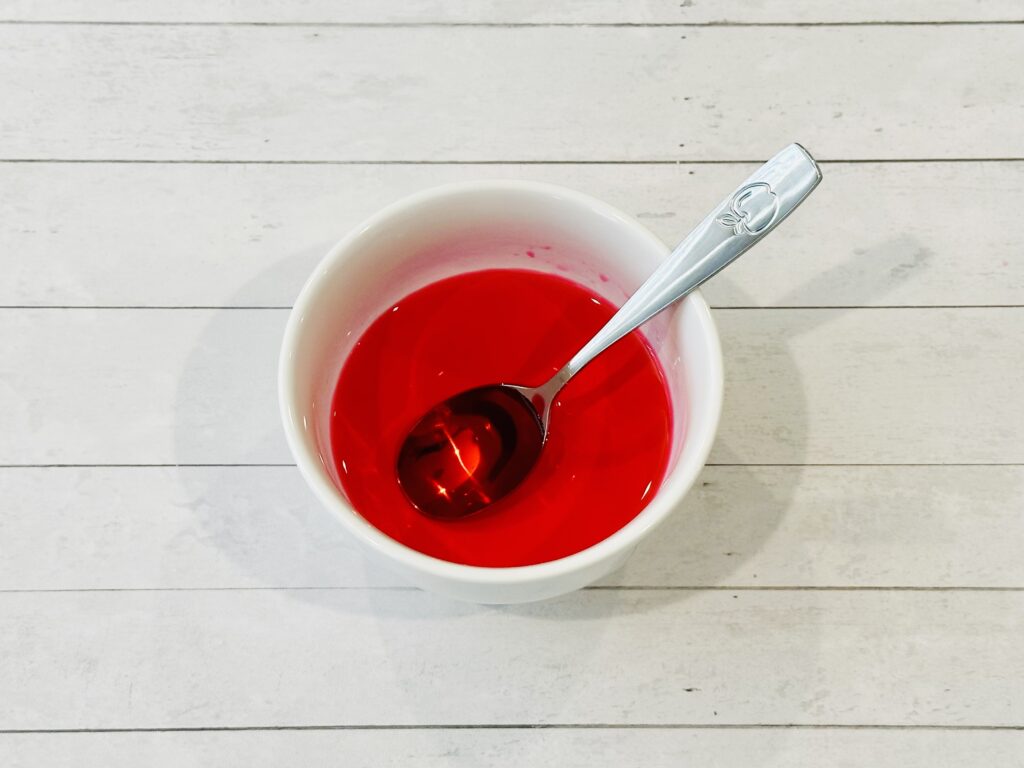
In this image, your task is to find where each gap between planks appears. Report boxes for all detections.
[1,724,1021,735]
[3,158,1024,165]
[0,20,1023,28]
[0,593,1019,598]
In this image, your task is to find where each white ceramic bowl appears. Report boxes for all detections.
[279,181,723,603]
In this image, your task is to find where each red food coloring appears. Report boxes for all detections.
[329,269,674,567]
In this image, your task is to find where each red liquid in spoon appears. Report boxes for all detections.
[330,269,674,567]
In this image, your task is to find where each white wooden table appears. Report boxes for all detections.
[2,2,1023,765]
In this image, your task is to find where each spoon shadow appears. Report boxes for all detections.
[507,234,932,615]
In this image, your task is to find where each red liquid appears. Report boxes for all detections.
[330,269,673,567]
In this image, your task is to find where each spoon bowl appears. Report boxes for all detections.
[397,385,543,519]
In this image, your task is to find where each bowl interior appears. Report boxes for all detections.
[281,182,721,570]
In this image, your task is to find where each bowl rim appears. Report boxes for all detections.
[279,179,724,586]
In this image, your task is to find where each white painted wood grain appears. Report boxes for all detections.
[0,309,286,465]
[714,307,1024,464]
[0,590,1020,728]
[1,10,1021,753]
[3,161,1020,308]
[3,26,1021,161]
[1,466,1022,590]
[3,728,1022,768]
[2,0,1021,24]
[2,308,1021,465]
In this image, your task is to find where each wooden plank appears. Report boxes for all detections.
[2,0,1021,24]
[0,309,286,466]
[3,26,1022,161]
[714,307,1024,464]
[0,590,1020,728]
[3,161,1021,308]
[1,466,1022,590]
[1,307,1021,466]
[2,728,1023,768]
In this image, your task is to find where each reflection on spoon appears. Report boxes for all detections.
[397,386,543,519]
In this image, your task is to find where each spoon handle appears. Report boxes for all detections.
[560,143,821,383]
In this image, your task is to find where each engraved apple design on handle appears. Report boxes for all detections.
[716,181,780,236]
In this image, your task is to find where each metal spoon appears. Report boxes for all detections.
[397,143,822,519]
